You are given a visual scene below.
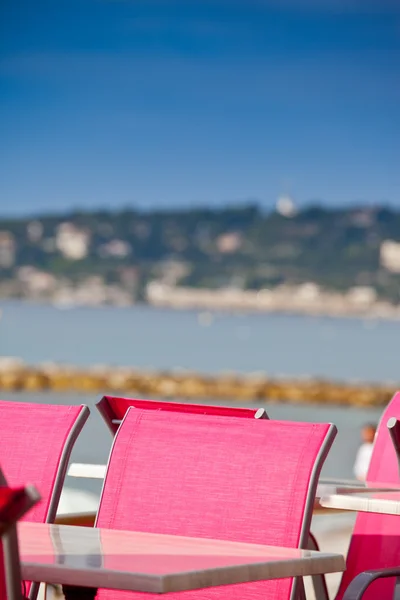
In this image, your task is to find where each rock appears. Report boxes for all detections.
[0,360,397,407]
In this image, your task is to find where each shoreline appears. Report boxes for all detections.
[0,359,396,407]
[2,296,400,324]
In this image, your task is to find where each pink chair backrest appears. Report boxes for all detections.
[336,391,400,600]
[96,408,336,600]
[97,395,263,434]
[0,401,89,525]
[0,401,89,600]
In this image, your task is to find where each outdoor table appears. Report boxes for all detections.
[317,481,400,501]
[18,522,345,597]
[68,463,107,479]
[320,488,400,516]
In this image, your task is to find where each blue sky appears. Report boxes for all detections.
[0,0,399,215]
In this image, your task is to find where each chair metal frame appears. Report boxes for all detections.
[43,406,90,525]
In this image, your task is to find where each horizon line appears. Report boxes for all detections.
[0,199,397,221]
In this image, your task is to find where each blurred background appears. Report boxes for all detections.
[0,0,399,493]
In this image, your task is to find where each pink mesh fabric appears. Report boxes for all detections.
[0,400,88,599]
[96,409,333,600]
[336,391,400,600]
[0,401,87,524]
[98,396,260,434]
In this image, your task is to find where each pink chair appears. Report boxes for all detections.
[334,391,400,600]
[96,396,329,598]
[94,407,336,600]
[0,400,89,598]
[0,472,41,600]
[97,395,267,435]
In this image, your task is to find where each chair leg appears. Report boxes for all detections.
[307,532,330,600]
[293,576,307,600]
[3,526,25,600]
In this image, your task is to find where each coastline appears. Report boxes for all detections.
[0,358,396,407]
[146,282,400,322]
[2,294,400,323]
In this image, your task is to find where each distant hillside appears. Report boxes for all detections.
[1,204,400,305]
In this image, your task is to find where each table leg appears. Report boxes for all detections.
[62,585,98,600]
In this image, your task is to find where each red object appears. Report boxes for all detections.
[96,406,335,600]
[0,482,40,600]
[0,487,31,531]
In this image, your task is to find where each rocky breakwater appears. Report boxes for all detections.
[0,357,397,407]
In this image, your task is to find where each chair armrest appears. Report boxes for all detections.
[342,567,400,600]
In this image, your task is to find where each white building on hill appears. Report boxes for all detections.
[56,222,90,260]
[380,240,400,273]
[276,195,296,217]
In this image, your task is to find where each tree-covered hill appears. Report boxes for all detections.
[1,203,400,303]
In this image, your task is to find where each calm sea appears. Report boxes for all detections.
[1,300,397,494]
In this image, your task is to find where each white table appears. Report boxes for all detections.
[320,488,400,515]
[18,522,345,594]
[68,463,107,479]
